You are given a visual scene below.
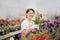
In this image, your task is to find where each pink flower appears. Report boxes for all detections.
[45,29,48,34]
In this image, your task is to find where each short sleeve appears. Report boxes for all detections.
[21,21,27,32]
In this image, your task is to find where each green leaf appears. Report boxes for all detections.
[19,35,27,40]
[34,16,40,24]
[28,33,36,40]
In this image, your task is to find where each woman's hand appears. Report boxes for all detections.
[22,29,31,35]
[22,29,27,35]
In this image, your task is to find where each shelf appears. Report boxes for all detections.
[0,30,21,40]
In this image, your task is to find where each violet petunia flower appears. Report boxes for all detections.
[47,23,54,29]
[58,37,60,40]
[50,29,53,33]
[17,33,21,38]
[46,19,50,23]
[25,33,30,38]
[41,24,46,29]
[53,32,56,36]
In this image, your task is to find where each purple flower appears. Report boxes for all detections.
[41,24,45,27]
[47,24,52,28]
[17,33,21,38]
[50,29,53,33]
[50,23,54,27]
[54,21,59,25]
[40,14,42,18]
[47,23,54,28]
[25,33,30,38]
[54,22,60,28]
[53,32,56,36]
[59,22,60,24]
[57,22,59,25]
[46,19,50,23]
[58,37,60,40]
[54,21,57,23]
[41,24,46,29]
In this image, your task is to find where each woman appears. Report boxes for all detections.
[21,8,38,35]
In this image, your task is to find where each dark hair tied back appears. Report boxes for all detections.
[26,8,35,14]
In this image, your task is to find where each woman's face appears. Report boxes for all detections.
[26,10,35,19]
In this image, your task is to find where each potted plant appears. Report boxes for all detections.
[9,25,16,32]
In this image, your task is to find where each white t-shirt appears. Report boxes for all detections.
[21,19,39,32]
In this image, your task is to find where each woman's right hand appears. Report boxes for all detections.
[22,29,27,35]
[22,29,31,36]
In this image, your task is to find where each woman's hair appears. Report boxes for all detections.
[26,8,35,14]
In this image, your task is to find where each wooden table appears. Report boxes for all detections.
[0,30,21,40]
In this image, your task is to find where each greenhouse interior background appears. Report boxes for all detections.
[0,0,60,21]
